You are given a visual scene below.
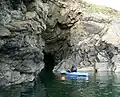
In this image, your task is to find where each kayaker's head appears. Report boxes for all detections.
[71,65,77,72]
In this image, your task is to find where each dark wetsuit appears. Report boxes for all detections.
[71,66,77,72]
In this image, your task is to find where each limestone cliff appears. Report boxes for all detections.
[0,0,48,86]
[1,0,120,86]
[47,0,120,72]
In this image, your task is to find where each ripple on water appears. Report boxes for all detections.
[1,72,120,97]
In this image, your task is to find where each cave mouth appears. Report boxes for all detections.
[43,50,55,71]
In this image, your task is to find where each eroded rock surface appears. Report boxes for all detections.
[1,0,120,87]
[0,0,48,86]
[52,0,120,72]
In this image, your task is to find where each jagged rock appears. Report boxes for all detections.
[0,10,11,25]
[11,10,24,20]
[82,21,105,34]
[0,0,47,86]
[58,8,82,28]
[97,52,109,62]
[25,11,37,20]
[0,25,11,37]
[5,20,31,32]
[102,20,120,46]
[82,13,111,23]
[112,54,120,72]
[1,0,120,87]
[96,62,110,71]
[53,0,120,73]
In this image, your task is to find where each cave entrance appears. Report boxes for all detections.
[43,50,55,71]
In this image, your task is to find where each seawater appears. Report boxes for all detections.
[0,71,120,97]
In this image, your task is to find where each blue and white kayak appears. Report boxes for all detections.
[61,71,88,77]
[65,71,88,76]
[60,71,89,80]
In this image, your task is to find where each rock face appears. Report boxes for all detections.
[43,0,83,67]
[0,0,48,86]
[52,0,120,73]
[1,0,120,86]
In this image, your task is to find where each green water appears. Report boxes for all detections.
[1,71,120,97]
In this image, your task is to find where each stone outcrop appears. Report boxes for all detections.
[0,0,48,86]
[1,0,120,86]
[52,0,120,73]
[42,0,83,67]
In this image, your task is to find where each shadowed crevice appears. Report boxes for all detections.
[43,50,55,71]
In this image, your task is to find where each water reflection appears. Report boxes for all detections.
[0,83,35,97]
[0,71,120,97]
[38,69,76,97]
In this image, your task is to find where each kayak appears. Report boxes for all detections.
[60,71,89,80]
[61,71,88,76]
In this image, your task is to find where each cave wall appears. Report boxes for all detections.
[1,0,120,86]
[42,0,82,65]
[44,0,120,72]
[0,0,48,86]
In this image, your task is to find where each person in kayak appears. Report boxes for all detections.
[71,65,77,72]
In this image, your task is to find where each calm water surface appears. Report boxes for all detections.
[1,70,120,97]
